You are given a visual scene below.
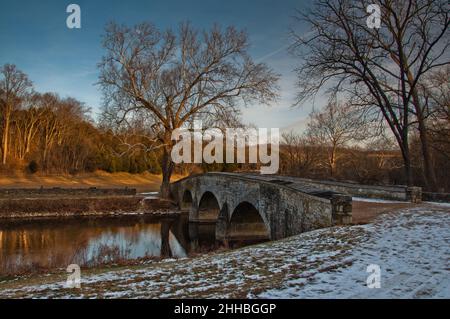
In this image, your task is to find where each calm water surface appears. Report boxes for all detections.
[0,214,203,275]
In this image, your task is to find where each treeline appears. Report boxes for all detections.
[0,64,162,175]
[279,134,450,192]
[2,63,450,192]
[280,92,450,192]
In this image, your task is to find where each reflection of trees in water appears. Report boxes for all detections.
[0,217,185,275]
[73,242,134,267]
[0,223,106,275]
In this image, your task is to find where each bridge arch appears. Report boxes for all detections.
[197,191,221,221]
[228,201,270,246]
[193,191,222,248]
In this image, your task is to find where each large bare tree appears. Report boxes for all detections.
[291,0,449,189]
[98,22,279,197]
[0,64,32,165]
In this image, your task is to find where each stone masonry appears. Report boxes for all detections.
[170,172,353,242]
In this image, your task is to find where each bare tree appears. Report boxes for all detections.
[281,131,318,176]
[12,94,46,161]
[0,64,32,165]
[306,101,369,176]
[415,66,450,188]
[422,66,450,149]
[98,22,279,197]
[99,109,162,161]
[38,93,89,170]
[291,0,449,189]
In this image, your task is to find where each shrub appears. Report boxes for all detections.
[28,160,39,174]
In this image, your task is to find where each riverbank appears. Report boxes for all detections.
[0,188,177,219]
[0,171,181,219]
[0,205,448,298]
[0,196,181,219]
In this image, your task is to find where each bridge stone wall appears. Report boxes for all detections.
[170,173,351,241]
[274,177,422,203]
[422,191,450,203]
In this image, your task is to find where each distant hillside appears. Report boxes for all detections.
[0,170,184,192]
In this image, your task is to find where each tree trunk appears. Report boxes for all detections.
[417,117,438,191]
[25,123,36,154]
[411,91,438,192]
[43,145,49,171]
[400,137,413,187]
[160,220,173,258]
[160,146,174,199]
[2,114,10,165]
[329,146,337,177]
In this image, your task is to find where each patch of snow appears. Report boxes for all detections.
[352,197,408,204]
[140,192,159,196]
[425,201,450,208]
[139,192,159,199]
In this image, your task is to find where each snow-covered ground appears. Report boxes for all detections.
[260,207,450,298]
[139,191,160,199]
[0,206,448,298]
[424,201,450,208]
[352,196,409,204]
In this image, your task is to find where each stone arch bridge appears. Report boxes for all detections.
[170,172,352,246]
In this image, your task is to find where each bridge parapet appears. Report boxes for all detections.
[261,175,421,203]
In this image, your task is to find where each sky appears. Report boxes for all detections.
[0,0,325,132]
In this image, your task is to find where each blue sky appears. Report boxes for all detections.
[0,0,322,131]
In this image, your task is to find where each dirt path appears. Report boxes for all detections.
[351,199,416,224]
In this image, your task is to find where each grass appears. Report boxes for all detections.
[0,170,185,193]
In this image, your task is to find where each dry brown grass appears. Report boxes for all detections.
[0,170,185,193]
